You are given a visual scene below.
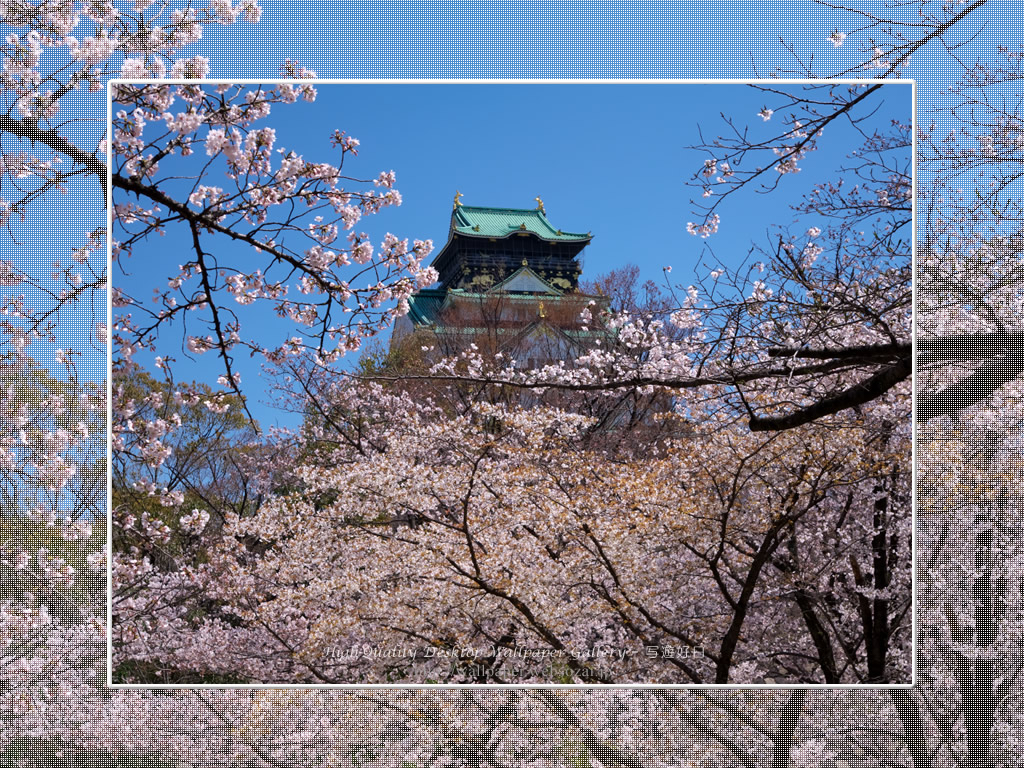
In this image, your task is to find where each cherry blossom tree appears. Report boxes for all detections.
[0,3,281,762]
[111,80,437,425]
[1,1,267,377]
[110,351,910,684]
[0,362,106,762]
[94,0,904,708]
[3,0,1023,765]
[104,4,1015,767]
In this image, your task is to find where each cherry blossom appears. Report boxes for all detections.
[0,0,1020,766]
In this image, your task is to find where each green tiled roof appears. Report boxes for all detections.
[405,288,447,326]
[451,205,591,243]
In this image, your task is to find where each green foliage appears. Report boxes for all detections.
[0,363,106,623]
[357,334,430,377]
[112,363,262,580]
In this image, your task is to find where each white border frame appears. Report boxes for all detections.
[106,77,917,690]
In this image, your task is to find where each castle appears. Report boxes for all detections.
[391,194,610,366]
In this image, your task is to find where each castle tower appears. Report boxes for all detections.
[391,195,609,365]
[432,194,590,292]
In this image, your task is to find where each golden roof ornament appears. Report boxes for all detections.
[535,196,545,214]
[538,301,546,318]
[453,190,463,209]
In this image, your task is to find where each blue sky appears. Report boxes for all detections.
[113,81,911,429]
[192,0,968,82]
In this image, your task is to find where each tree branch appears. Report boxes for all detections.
[749,356,912,431]
[0,115,108,203]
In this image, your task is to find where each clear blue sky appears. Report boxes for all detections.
[113,81,911,429]
[193,0,1007,90]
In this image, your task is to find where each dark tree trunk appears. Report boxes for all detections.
[771,689,807,768]
[966,517,996,768]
